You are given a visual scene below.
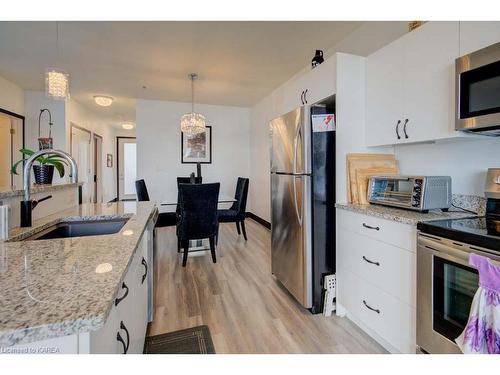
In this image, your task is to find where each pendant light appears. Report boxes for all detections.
[180,73,206,135]
[46,22,70,100]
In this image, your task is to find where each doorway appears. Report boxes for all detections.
[0,108,24,189]
[93,133,103,203]
[70,123,92,203]
[117,137,137,201]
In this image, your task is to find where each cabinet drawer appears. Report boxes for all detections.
[337,209,416,251]
[338,228,416,307]
[339,269,416,353]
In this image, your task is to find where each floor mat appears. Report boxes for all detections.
[144,325,216,354]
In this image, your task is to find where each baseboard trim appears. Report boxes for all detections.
[246,212,271,230]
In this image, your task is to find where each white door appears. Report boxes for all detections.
[0,112,23,189]
[71,124,92,203]
[118,137,137,201]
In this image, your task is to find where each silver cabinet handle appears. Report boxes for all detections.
[362,256,380,266]
[362,223,380,231]
[363,300,380,314]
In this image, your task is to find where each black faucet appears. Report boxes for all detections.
[20,195,53,227]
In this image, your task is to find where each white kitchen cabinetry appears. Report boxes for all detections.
[366,22,461,146]
[336,209,417,353]
[89,230,150,354]
[365,34,405,147]
[9,220,153,354]
[459,21,500,56]
[282,57,337,115]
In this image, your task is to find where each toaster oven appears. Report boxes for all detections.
[367,176,452,212]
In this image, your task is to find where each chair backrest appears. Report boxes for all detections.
[231,177,249,215]
[135,179,150,201]
[175,177,202,213]
[177,176,202,185]
[177,183,220,241]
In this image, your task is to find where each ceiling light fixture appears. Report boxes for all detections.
[94,95,114,107]
[45,22,69,100]
[122,123,135,130]
[180,73,206,135]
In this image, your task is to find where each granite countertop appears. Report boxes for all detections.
[0,201,158,347]
[0,182,83,200]
[335,203,476,225]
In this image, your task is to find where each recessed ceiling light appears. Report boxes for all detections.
[122,123,134,130]
[94,95,114,107]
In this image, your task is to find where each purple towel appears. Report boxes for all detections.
[456,253,500,354]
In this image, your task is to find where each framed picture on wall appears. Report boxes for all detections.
[181,126,212,164]
[106,153,113,168]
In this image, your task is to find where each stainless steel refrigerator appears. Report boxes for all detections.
[270,103,335,313]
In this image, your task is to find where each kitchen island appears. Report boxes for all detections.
[0,201,158,353]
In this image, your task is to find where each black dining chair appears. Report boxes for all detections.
[217,177,249,241]
[135,179,178,227]
[176,176,202,185]
[177,183,220,267]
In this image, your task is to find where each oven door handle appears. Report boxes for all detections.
[419,236,500,266]
[418,236,469,261]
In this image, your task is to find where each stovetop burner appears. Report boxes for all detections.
[417,198,500,251]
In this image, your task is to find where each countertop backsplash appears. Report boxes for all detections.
[452,194,486,216]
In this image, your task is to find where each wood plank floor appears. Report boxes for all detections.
[147,219,386,354]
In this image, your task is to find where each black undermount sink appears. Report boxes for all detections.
[23,218,129,241]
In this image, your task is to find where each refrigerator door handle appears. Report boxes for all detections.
[292,175,303,227]
[293,125,299,174]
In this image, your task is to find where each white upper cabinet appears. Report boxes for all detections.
[281,56,337,115]
[459,21,500,56]
[366,35,405,147]
[402,22,459,143]
[366,22,461,147]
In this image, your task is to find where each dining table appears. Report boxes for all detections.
[160,195,237,257]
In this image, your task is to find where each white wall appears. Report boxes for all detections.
[394,138,500,196]
[24,91,67,183]
[0,75,24,115]
[22,91,135,201]
[248,95,274,220]
[136,99,250,205]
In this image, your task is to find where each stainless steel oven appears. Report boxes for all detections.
[416,232,500,354]
[456,42,500,135]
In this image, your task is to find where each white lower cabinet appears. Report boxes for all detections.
[339,269,416,354]
[89,232,150,354]
[336,209,417,353]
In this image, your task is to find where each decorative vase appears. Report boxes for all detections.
[33,165,54,185]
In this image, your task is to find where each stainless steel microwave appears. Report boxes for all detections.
[456,42,500,135]
[367,176,452,212]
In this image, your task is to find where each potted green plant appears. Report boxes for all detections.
[11,148,68,185]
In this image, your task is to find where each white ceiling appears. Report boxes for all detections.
[0,21,403,125]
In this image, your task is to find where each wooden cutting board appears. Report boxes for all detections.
[346,153,397,203]
[355,166,399,205]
